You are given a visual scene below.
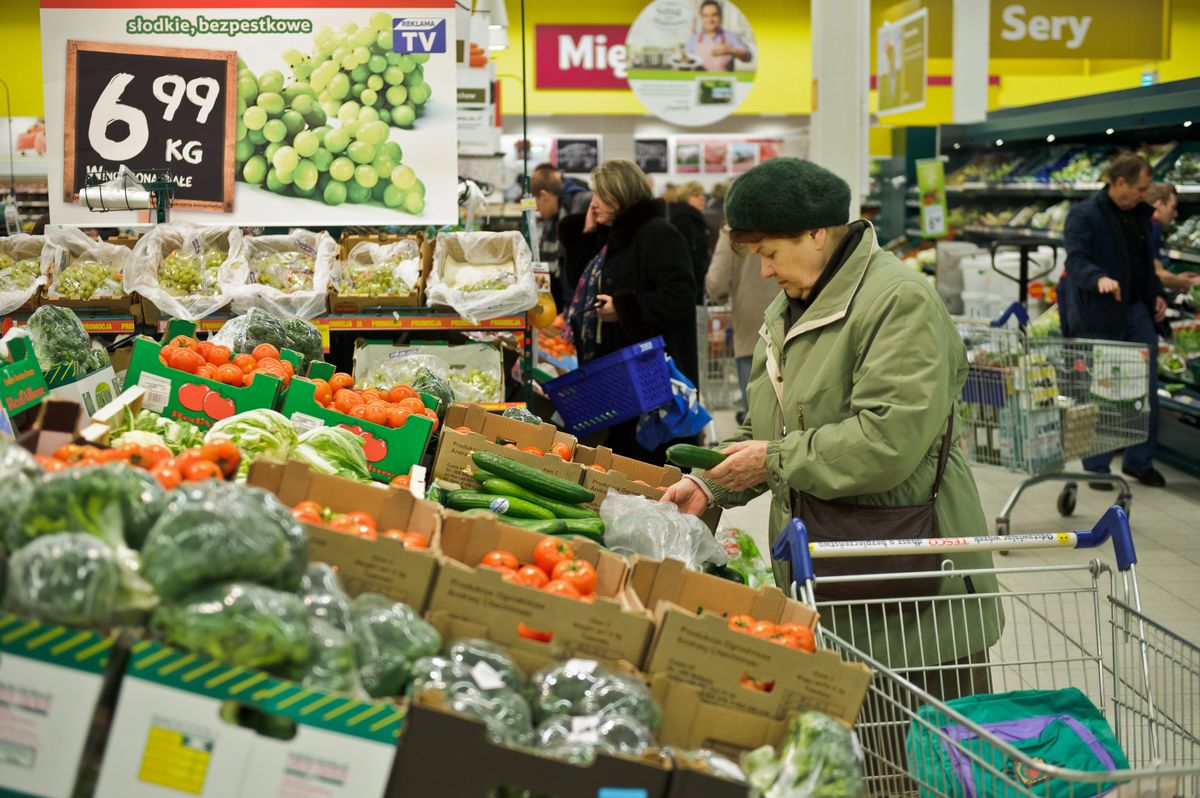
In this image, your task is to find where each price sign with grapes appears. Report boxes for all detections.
[64,41,237,211]
[42,3,458,226]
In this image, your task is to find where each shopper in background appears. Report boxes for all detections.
[660,183,678,204]
[531,163,593,306]
[704,181,729,255]
[559,159,699,462]
[705,228,778,422]
[1062,154,1168,488]
[662,157,1001,694]
[670,182,712,303]
[1147,183,1200,291]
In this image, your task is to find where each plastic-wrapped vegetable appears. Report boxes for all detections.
[411,657,535,745]
[7,463,166,551]
[297,563,354,632]
[528,659,658,730]
[251,251,315,293]
[294,426,371,483]
[742,712,865,798]
[716,527,776,589]
[351,593,441,698]
[6,532,158,627]
[579,671,661,731]
[535,713,655,757]
[24,305,106,373]
[445,638,525,692]
[151,582,311,672]
[501,406,542,426]
[282,317,323,372]
[211,309,289,356]
[411,366,453,414]
[139,482,293,599]
[410,656,484,698]
[293,618,364,696]
[204,409,299,478]
[0,234,46,316]
[446,691,535,747]
[683,750,747,784]
[0,437,43,543]
[244,486,308,592]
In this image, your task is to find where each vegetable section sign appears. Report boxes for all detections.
[64,41,237,211]
[41,2,457,227]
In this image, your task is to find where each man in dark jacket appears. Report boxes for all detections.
[531,164,593,306]
[1062,154,1168,487]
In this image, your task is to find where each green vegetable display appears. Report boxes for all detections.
[481,478,599,520]
[160,248,225,297]
[250,251,315,293]
[24,304,109,374]
[297,562,355,632]
[282,317,323,371]
[412,366,453,411]
[110,408,207,454]
[471,451,594,504]
[247,486,309,592]
[410,654,534,745]
[205,409,300,478]
[535,713,655,758]
[7,464,166,552]
[0,253,41,293]
[294,426,372,482]
[458,273,514,293]
[151,581,311,671]
[446,490,556,520]
[51,257,122,300]
[5,532,158,627]
[293,618,363,695]
[139,481,298,599]
[350,592,440,698]
[1177,324,1200,357]
[233,14,432,213]
[529,660,660,730]
[0,438,43,542]
[444,638,525,693]
[212,308,290,355]
[742,712,865,798]
[501,406,542,426]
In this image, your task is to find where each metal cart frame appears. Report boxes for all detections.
[772,507,1199,798]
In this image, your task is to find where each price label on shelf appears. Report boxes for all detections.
[63,41,237,211]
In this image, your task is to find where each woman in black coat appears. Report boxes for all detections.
[559,159,699,462]
[670,181,712,303]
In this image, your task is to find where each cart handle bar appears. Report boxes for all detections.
[771,506,1136,585]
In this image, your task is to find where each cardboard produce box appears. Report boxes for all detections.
[666,756,752,798]
[0,612,124,798]
[388,696,673,798]
[248,459,441,609]
[18,397,89,456]
[651,676,787,758]
[80,385,146,445]
[431,402,584,489]
[0,336,50,417]
[427,513,654,665]
[631,558,871,725]
[41,354,119,419]
[329,236,432,312]
[278,361,437,483]
[573,444,680,511]
[123,320,284,430]
[94,640,403,798]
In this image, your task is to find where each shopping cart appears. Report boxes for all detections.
[697,304,741,411]
[771,508,1200,798]
[957,302,1151,535]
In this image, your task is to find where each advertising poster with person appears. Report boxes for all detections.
[40,2,457,226]
[626,0,757,126]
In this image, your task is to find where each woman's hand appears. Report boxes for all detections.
[705,440,770,492]
[583,200,599,233]
[594,294,618,322]
[660,478,710,516]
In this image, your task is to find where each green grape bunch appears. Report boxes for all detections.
[250,251,317,293]
[52,258,122,300]
[0,254,40,293]
[233,13,432,215]
[160,249,225,297]
[339,256,415,297]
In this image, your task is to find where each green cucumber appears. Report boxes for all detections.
[446,490,556,520]
[471,469,498,484]
[500,518,568,534]
[558,517,605,541]
[481,478,599,520]
[472,451,594,504]
[666,444,726,469]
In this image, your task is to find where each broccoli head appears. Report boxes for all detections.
[351,593,440,698]
[282,317,323,372]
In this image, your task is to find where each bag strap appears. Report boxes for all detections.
[931,410,955,501]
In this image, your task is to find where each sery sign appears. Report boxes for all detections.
[535,25,629,89]
[991,1,1167,59]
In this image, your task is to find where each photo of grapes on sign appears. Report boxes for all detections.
[234,13,435,216]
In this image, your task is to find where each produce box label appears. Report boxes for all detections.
[0,338,50,417]
[431,403,583,490]
[249,460,441,608]
[0,613,115,798]
[44,364,119,419]
[95,641,403,798]
[428,514,653,666]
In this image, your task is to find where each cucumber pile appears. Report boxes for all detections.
[445,451,604,543]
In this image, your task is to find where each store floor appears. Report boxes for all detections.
[709,411,1200,646]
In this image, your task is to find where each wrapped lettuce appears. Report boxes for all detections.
[445,638,525,692]
[0,437,43,542]
[411,656,534,745]
[535,713,655,757]
[294,427,371,483]
[5,532,158,627]
[529,660,660,730]
[151,582,310,672]
[742,712,865,798]
[351,593,441,698]
[204,409,298,478]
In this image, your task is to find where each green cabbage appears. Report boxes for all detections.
[283,317,323,372]
[351,593,441,698]
[742,712,865,798]
[294,426,371,482]
[205,409,298,478]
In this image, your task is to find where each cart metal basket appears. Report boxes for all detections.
[697,304,742,411]
[957,303,1151,534]
[772,508,1199,798]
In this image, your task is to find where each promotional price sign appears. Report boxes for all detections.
[916,157,948,239]
[41,1,457,226]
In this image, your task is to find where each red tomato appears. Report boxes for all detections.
[215,364,244,386]
[334,389,363,413]
[381,530,428,549]
[169,335,197,348]
[543,579,582,600]
[181,459,223,481]
[168,348,205,375]
[520,446,545,457]
[310,378,333,407]
[480,549,520,570]
[398,397,425,415]
[346,511,377,534]
[174,449,204,473]
[200,439,240,478]
[551,558,597,595]
[749,620,779,639]
[35,455,66,473]
[232,354,257,374]
[329,372,354,392]
[480,564,517,581]
[588,464,607,473]
[550,442,572,460]
[453,426,471,434]
[388,385,417,403]
[251,343,280,361]
[516,622,553,643]
[778,623,816,653]
[293,507,322,524]
[206,345,232,366]
[386,408,410,429]
[728,614,756,633]
[348,404,369,420]
[151,463,182,490]
[390,473,411,488]
[533,538,574,576]
[513,565,550,589]
[362,404,388,426]
[422,408,439,432]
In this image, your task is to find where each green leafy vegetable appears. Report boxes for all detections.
[111,408,207,454]
[5,532,158,627]
[351,593,440,698]
[205,409,299,478]
[294,426,371,482]
[501,406,541,426]
[297,563,354,632]
[292,618,364,695]
[412,367,452,416]
[151,582,311,672]
[24,304,109,374]
[282,317,323,372]
[0,438,43,543]
[742,712,865,798]
[212,308,289,355]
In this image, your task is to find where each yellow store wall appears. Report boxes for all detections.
[2,0,45,117]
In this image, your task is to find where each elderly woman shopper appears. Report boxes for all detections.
[662,158,1002,701]
[559,159,699,462]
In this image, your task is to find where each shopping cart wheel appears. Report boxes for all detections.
[1056,483,1078,517]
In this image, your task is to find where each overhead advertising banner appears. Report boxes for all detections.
[991,1,1167,60]
[626,0,758,127]
[41,1,457,226]
[876,7,926,116]
[535,25,629,89]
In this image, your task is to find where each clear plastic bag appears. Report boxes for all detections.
[231,230,334,319]
[0,234,46,315]
[530,660,661,730]
[427,231,536,323]
[210,308,288,355]
[335,239,422,297]
[42,226,128,301]
[715,525,776,589]
[350,593,441,698]
[359,345,503,404]
[742,711,866,798]
[125,222,248,321]
[293,618,367,697]
[18,304,108,373]
[445,638,525,692]
[296,563,355,633]
[411,655,535,745]
[535,713,655,757]
[0,437,42,541]
[600,491,727,570]
[681,749,747,783]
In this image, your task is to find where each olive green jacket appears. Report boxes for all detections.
[701,224,1003,670]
